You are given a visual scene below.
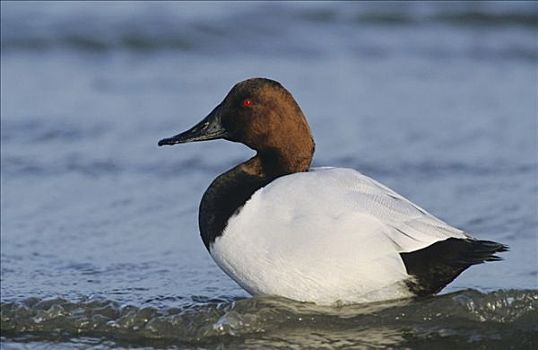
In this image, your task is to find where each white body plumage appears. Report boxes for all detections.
[210,167,469,305]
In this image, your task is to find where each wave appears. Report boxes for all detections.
[301,7,538,27]
[1,3,536,61]
[1,289,537,348]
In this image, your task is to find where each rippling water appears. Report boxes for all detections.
[2,290,537,349]
[1,2,537,348]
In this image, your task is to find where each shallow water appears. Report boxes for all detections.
[1,2,537,349]
[2,290,537,349]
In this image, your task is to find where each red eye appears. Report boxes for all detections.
[242,98,253,107]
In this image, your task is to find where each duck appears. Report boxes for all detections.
[158,78,507,305]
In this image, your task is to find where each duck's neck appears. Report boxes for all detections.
[199,149,312,250]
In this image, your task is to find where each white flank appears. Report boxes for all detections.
[210,167,469,305]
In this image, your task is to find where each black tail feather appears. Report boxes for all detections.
[400,238,508,296]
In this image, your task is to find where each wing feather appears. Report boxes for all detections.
[306,168,469,252]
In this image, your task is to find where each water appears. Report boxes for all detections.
[1,2,537,348]
[1,290,537,349]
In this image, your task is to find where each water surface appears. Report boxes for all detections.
[1,2,537,348]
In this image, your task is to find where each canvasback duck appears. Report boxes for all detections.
[158,78,507,305]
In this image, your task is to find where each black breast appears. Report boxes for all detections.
[198,165,271,250]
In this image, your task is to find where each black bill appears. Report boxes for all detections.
[158,105,228,146]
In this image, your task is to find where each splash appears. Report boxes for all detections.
[2,289,537,348]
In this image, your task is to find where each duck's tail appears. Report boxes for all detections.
[400,238,509,296]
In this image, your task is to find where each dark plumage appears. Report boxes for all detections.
[401,238,509,296]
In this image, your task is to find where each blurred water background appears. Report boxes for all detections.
[1,1,537,349]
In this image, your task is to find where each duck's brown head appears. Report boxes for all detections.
[159,78,315,174]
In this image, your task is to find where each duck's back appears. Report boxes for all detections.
[210,167,471,304]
